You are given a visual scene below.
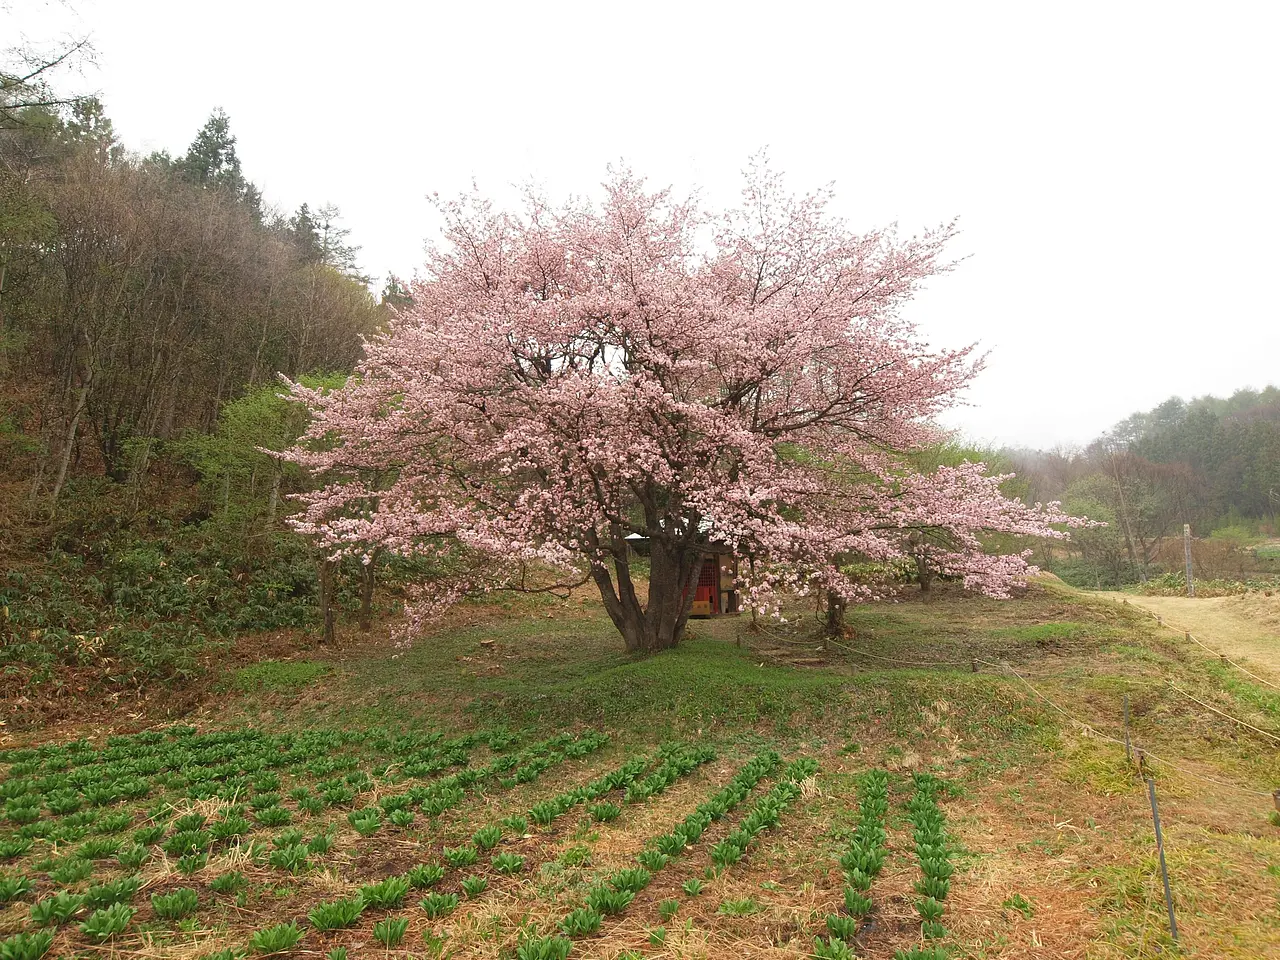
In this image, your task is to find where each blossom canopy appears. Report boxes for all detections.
[282,160,1082,651]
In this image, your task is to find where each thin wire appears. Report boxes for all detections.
[1181,628,1280,691]
[988,658,1273,798]
[1166,682,1280,744]
[1134,602,1280,690]
[743,623,973,667]
[744,620,1279,787]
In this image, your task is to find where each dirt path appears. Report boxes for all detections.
[1100,591,1280,679]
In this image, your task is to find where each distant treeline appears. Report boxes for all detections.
[1005,387,1280,587]
[1,77,412,686]
[1,97,395,516]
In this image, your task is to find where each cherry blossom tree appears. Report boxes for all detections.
[282,160,1084,653]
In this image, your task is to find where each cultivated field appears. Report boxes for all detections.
[2,582,1278,959]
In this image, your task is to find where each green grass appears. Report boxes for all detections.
[231,660,330,693]
[4,580,1277,959]
[309,620,843,737]
[1205,662,1280,722]
[988,621,1090,644]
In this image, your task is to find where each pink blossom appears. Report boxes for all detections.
[281,160,1088,651]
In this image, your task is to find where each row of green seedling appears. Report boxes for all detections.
[524,751,790,959]
[0,737,601,943]
[706,757,817,875]
[0,727,502,859]
[904,773,952,948]
[529,743,713,830]
[0,725,514,781]
[346,732,608,837]
[219,747,713,959]
[0,725,506,818]
[409,746,714,947]
[814,769,889,960]
[388,748,672,923]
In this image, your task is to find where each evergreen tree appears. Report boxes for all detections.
[175,108,262,217]
[289,203,323,263]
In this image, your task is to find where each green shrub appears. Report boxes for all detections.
[308,896,364,931]
[254,806,291,828]
[491,852,524,874]
[77,837,123,860]
[0,930,55,960]
[50,858,93,884]
[515,935,572,960]
[209,815,252,841]
[210,871,246,894]
[922,920,947,939]
[133,825,165,845]
[560,906,602,936]
[826,914,858,940]
[406,863,445,888]
[588,802,621,823]
[609,867,650,894]
[173,813,207,833]
[0,875,34,903]
[636,849,668,871]
[844,888,872,917]
[177,852,209,875]
[249,921,303,954]
[0,838,32,860]
[359,875,409,909]
[419,891,459,918]
[346,810,380,836]
[83,875,140,908]
[94,811,134,834]
[273,828,304,848]
[372,916,409,948]
[79,903,136,941]
[586,886,633,916]
[116,844,150,870]
[914,875,949,901]
[28,891,85,926]
[267,844,307,874]
[813,936,856,959]
[460,875,488,898]
[442,844,478,868]
[151,887,199,920]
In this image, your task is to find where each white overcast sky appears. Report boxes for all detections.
[8,1,1278,450]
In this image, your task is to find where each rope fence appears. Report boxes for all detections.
[738,619,1277,799]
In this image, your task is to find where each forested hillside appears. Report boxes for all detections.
[1006,387,1280,587]
[1,77,397,699]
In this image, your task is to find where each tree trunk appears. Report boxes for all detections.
[359,548,381,632]
[48,378,92,515]
[265,469,282,525]
[591,539,701,653]
[917,555,934,598]
[824,591,846,646]
[318,556,338,646]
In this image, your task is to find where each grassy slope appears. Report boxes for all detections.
[7,580,1280,958]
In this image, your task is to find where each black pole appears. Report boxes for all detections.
[1146,778,1178,943]
[1123,694,1132,763]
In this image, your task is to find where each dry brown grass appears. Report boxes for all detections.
[1107,592,1280,677]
